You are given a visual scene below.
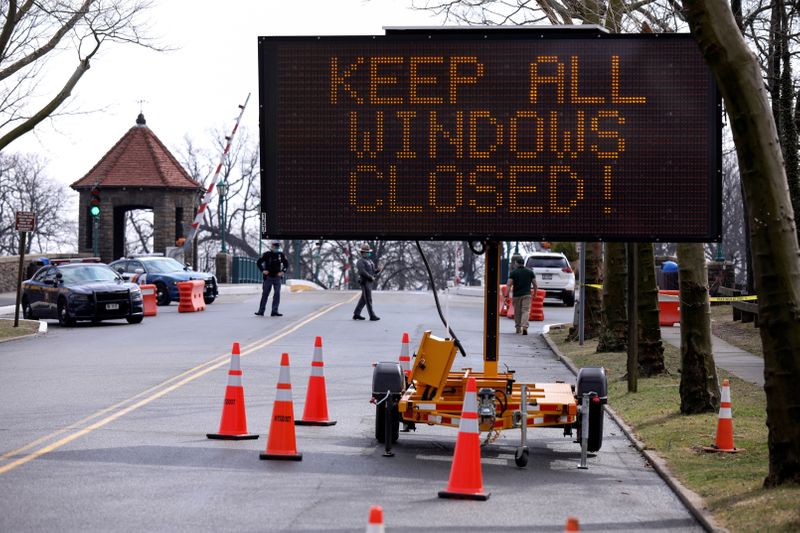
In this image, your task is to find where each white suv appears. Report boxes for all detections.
[524,252,576,306]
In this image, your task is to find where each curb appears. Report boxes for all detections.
[541,324,727,533]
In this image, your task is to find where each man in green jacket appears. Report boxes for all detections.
[507,257,537,335]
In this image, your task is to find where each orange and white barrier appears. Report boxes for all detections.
[366,506,385,533]
[499,284,509,317]
[438,377,490,500]
[296,336,336,426]
[260,353,302,461]
[139,284,157,317]
[658,289,680,326]
[207,342,258,440]
[703,379,743,453]
[178,280,205,313]
[529,289,546,321]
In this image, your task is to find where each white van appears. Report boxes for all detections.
[524,252,576,306]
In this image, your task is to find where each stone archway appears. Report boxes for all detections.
[70,114,202,263]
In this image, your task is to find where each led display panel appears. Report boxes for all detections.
[259,31,721,241]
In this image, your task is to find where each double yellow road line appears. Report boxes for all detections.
[0,295,356,476]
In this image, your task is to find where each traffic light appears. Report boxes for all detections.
[89,187,101,217]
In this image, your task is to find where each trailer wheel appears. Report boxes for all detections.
[514,446,529,467]
[576,367,607,453]
[375,402,399,444]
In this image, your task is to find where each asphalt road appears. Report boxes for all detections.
[0,288,701,532]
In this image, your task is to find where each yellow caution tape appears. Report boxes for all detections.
[709,295,758,302]
[581,284,757,302]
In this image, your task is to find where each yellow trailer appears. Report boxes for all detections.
[371,242,607,467]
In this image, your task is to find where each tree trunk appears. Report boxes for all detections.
[686,0,800,486]
[598,242,627,352]
[677,243,719,414]
[637,243,665,376]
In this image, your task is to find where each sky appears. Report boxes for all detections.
[14,0,444,192]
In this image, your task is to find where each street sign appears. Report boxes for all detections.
[259,30,721,242]
[15,211,36,232]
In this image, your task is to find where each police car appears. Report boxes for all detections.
[21,261,144,326]
[109,256,218,306]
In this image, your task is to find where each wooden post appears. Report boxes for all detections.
[14,232,27,328]
[626,242,638,392]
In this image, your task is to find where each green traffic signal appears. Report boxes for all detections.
[90,205,101,217]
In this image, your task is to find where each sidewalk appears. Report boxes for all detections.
[661,326,764,387]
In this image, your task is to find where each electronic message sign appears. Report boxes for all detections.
[259,30,721,241]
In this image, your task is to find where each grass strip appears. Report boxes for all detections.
[0,318,39,340]
[549,328,799,533]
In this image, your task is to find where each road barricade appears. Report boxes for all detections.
[178,280,206,313]
[139,284,157,317]
[658,290,680,326]
[529,289,546,321]
[499,285,509,316]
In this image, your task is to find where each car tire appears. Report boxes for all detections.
[203,296,216,305]
[22,297,34,320]
[57,298,76,327]
[126,316,144,324]
[563,292,575,307]
[155,282,170,306]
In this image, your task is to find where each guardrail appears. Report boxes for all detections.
[232,256,260,283]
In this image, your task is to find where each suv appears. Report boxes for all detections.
[109,256,218,306]
[524,252,576,306]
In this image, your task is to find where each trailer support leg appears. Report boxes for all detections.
[383,396,395,457]
[578,393,590,469]
[515,384,529,468]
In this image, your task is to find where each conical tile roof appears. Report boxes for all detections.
[71,113,201,190]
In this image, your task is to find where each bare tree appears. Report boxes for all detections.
[124,209,152,255]
[0,0,159,151]
[685,0,800,487]
[0,152,76,254]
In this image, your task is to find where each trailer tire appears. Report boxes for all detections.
[375,403,399,444]
[576,366,607,453]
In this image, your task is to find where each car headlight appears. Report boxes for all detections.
[72,294,91,303]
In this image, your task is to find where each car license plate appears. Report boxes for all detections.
[542,274,552,280]
[106,303,119,310]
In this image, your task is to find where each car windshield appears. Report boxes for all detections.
[526,257,568,269]
[59,265,121,283]
[143,258,186,273]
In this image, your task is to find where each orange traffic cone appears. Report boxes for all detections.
[260,353,302,461]
[438,377,490,500]
[565,516,580,531]
[296,336,336,426]
[366,505,385,533]
[398,332,411,380]
[207,342,259,440]
[703,379,743,453]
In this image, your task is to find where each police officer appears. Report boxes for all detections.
[507,256,537,335]
[353,243,381,321]
[255,240,289,317]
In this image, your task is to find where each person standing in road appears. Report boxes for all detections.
[507,256,537,335]
[353,243,381,321]
[255,240,289,317]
